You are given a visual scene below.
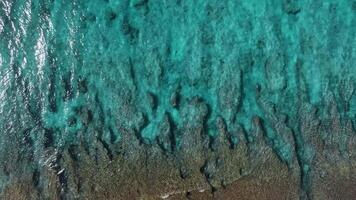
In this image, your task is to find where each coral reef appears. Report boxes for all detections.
[0,0,355,199]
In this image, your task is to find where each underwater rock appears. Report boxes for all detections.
[0,0,355,199]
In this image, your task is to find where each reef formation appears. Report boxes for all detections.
[0,0,355,199]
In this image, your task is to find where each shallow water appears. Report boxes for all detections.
[0,0,355,199]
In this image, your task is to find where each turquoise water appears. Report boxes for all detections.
[0,0,355,198]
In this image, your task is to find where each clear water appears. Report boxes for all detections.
[0,0,355,198]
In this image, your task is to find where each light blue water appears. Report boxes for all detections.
[0,0,355,198]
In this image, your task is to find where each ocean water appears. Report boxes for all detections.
[0,0,355,199]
